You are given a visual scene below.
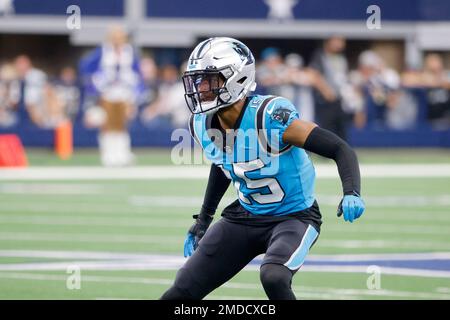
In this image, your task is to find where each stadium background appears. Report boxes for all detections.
[0,0,449,299]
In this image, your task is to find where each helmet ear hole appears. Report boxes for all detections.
[237,76,247,84]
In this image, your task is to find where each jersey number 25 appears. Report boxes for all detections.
[231,159,285,205]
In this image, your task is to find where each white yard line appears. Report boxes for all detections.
[1,260,449,278]
[0,183,105,195]
[310,252,450,261]
[356,215,450,222]
[325,224,450,235]
[0,215,189,228]
[292,284,450,299]
[3,205,450,223]
[0,231,183,244]
[300,265,450,279]
[318,239,450,250]
[0,231,449,249]
[315,195,450,207]
[1,164,450,180]
[129,195,450,208]
[0,250,449,278]
[1,249,449,262]
[1,215,450,235]
[219,281,450,299]
[0,250,181,260]
[2,195,450,218]
[0,272,448,299]
[0,203,156,215]
[0,166,207,180]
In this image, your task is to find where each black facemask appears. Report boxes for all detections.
[182,70,229,114]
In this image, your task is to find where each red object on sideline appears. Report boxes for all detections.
[54,120,73,160]
[0,134,28,167]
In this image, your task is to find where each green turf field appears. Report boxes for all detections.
[0,148,449,299]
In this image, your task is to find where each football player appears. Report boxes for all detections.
[160,37,365,300]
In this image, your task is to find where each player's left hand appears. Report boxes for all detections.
[183,213,213,257]
[337,194,365,223]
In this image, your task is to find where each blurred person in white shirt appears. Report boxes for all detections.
[83,25,143,167]
[14,55,66,128]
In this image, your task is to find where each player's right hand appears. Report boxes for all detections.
[183,233,196,257]
[183,213,214,257]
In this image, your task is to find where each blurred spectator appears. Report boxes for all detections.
[0,63,20,127]
[256,47,288,96]
[2,31,448,149]
[403,53,450,128]
[309,36,354,139]
[386,89,418,130]
[13,54,66,128]
[350,50,416,130]
[0,0,14,16]
[283,53,336,122]
[141,63,189,129]
[256,49,335,122]
[281,53,312,120]
[79,25,143,167]
[53,66,80,122]
[42,82,68,128]
[135,56,159,122]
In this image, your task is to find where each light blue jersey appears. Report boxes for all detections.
[189,95,316,216]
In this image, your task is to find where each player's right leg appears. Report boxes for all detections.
[160,218,258,300]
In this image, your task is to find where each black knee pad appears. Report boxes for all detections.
[260,263,296,300]
[160,267,206,300]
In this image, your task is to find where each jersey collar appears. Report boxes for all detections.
[206,97,250,154]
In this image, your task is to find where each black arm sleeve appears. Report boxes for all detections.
[200,163,231,216]
[303,126,361,195]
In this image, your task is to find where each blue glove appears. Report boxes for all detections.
[183,233,196,258]
[337,194,365,223]
[183,213,214,257]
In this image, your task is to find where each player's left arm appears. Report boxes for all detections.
[283,120,365,223]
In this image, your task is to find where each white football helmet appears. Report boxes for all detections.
[182,37,257,114]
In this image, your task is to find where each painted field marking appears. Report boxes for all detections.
[0,250,449,278]
[0,271,449,299]
[1,164,450,180]
[0,215,449,235]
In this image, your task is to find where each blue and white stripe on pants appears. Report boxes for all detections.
[284,224,319,270]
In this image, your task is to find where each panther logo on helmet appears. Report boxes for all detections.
[182,37,257,114]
